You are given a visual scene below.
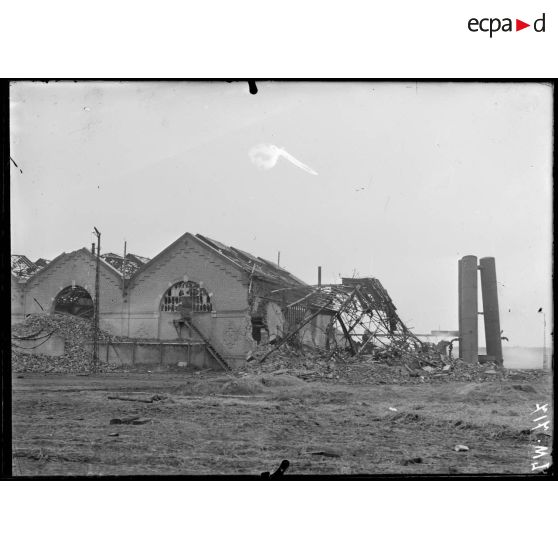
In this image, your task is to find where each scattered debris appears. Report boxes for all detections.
[107,394,166,403]
[454,445,470,452]
[28,448,49,461]
[311,451,341,458]
[222,378,266,395]
[109,416,141,425]
[512,384,537,393]
[239,338,531,386]
[401,457,423,465]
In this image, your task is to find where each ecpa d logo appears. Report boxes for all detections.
[468,13,545,37]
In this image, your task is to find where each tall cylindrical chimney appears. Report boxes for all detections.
[480,257,503,365]
[458,258,463,358]
[318,266,322,286]
[459,255,478,364]
[91,243,96,255]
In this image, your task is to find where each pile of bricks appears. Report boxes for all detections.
[12,313,122,375]
[242,337,544,385]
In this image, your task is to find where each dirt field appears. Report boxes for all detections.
[12,368,553,476]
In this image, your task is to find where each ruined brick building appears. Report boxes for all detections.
[11,233,334,368]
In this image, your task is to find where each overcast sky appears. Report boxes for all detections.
[10,81,553,347]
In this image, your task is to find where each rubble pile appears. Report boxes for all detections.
[12,313,123,375]
[254,276,432,373]
[243,338,542,384]
[243,277,550,384]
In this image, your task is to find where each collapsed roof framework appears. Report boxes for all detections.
[260,277,423,362]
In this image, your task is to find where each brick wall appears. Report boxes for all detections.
[23,249,124,332]
[126,235,255,361]
[128,235,248,313]
[11,274,25,321]
[13,236,258,367]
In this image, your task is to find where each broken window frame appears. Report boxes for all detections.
[160,280,213,313]
[53,285,94,318]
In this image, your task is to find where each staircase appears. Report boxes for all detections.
[176,316,232,372]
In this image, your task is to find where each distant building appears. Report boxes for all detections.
[416,330,460,344]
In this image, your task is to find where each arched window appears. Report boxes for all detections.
[54,285,94,318]
[160,281,212,313]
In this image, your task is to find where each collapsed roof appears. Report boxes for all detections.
[101,252,151,277]
[259,276,422,363]
[195,234,307,289]
[11,255,51,280]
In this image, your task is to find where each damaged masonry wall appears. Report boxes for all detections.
[18,248,123,332]
[255,277,422,365]
[126,233,256,368]
[247,278,335,353]
[13,233,263,369]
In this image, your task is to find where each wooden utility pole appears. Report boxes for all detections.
[92,227,101,372]
[122,240,127,294]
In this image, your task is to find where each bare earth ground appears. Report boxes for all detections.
[12,368,553,476]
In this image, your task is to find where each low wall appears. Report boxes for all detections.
[12,334,65,357]
[88,341,217,369]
